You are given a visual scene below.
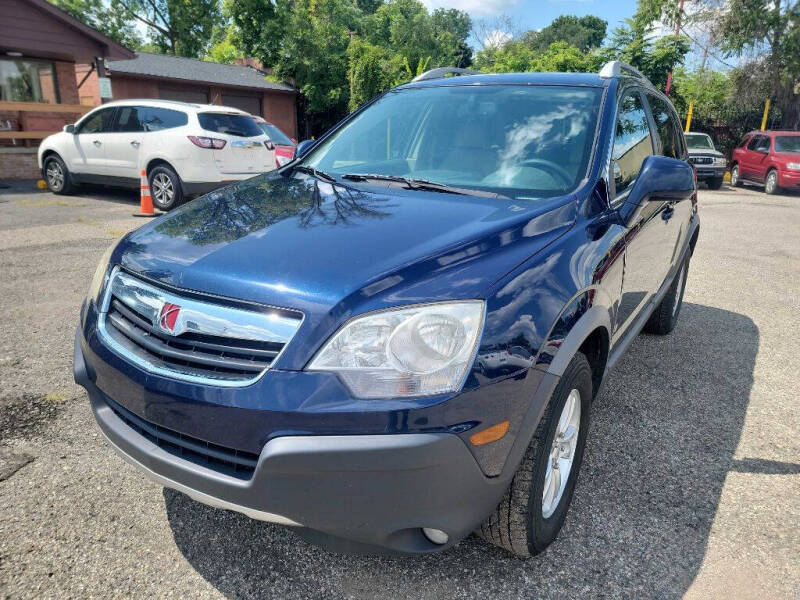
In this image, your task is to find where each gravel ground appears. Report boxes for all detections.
[0,180,798,599]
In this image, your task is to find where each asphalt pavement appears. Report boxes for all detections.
[0,180,797,599]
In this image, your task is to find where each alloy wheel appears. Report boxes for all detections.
[730,166,739,186]
[542,388,581,518]
[46,161,64,190]
[152,173,174,205]
[766,172,777,194]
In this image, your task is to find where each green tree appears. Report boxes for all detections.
[114,0,220,57]
[522,15,607,53]
[714,0,800,128]
[476,40,602,74]
[224,0,291,68]
[49,0,143,49]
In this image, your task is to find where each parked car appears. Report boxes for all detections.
[38,100,275,210]
[252,116,297,169]
[685,131,727,189]
[74,62,698,558]
[731,130,800,194]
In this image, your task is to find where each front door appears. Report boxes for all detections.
[70,106,116,175]
[610,90,668,338]
[104,105,145,181]
[740,134,769,180]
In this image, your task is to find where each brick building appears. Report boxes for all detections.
[74,54,298,141]
[0,0,135,179]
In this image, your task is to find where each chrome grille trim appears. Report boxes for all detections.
[96,267,303,387]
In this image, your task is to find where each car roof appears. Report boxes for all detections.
[91,99,249,115]
[745,130,800,137]
[397,71,609,90]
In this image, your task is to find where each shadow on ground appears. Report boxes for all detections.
[163,303,758,599]
[0,179,140,207]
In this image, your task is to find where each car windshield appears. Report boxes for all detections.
[303,85,604,199]
[257,121,294,145]
[197,113,263,137]
[774,136,800,153]
[685,133,714,150]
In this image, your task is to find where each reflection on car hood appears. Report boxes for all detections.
[118,172,576,314]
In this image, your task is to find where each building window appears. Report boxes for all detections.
[0,58,59,103]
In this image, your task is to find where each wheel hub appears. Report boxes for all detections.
[542,389,581,518]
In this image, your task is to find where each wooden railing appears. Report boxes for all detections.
[0,101,93,141]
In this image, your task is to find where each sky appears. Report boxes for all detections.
[421,0,640,37]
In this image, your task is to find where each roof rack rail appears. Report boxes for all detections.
[599,60,649,81]
[412,67,480,82]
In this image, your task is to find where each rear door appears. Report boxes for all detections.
[69,106,116,175]
[103,105,145,180]
[197,111,271,175]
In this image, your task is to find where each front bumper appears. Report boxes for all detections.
[74,328,525,554]
[693,165,726,181]
[778,169,800,188]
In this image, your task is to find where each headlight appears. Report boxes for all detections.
[714,157,727,166]
[787,162,800,170]
[307,301,485,398]
[87,238,121,305]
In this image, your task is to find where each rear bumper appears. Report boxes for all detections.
[74,328,515,554]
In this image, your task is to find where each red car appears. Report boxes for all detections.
[730,130,800,194]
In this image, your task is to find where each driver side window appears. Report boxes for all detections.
[77,108,115,134]
[612,91,653,199]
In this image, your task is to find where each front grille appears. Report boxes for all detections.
[108,397,258,479]
[106,297,282,380]
[690,156,713,165]
[97,269,303,386]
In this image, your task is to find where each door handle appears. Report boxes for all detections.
[93,140,102,146]
[130,140,141,147]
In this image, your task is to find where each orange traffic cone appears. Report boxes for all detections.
[133,169,157,217]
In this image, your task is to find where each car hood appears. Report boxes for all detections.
[118,172,575,319]
[688,148,724,158]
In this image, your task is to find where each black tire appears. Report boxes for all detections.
[148,164,184,211]
[707,177,723,190]
[477,352,593,557]
[764,169,780,195]
[43,154,75,195]
[730,164,742,187]
[644,255,689,335]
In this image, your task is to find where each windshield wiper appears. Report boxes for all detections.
[341,173,507,199]
[292,165,337,183]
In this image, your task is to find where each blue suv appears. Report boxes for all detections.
[74,61,699,557]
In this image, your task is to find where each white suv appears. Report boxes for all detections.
[38,99,275,210]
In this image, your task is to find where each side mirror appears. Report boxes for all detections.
[63,124,75,134]
[295,139,316,159]
[619,155,695,223]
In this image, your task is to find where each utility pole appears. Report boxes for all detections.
[665,0,685,96]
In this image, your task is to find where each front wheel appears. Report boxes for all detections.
[148,164,184,211]
[43,155,75,195]
[730,165,742,187]
[477,352,592,557]
[764,170,779,195]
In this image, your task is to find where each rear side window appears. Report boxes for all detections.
[115,106,144,132]
[78,107,115,134]
[612,91,653,198]
[258,121,293,145]
[141,107,188,132]
[198,113,262,137]
[647,95,682,159]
